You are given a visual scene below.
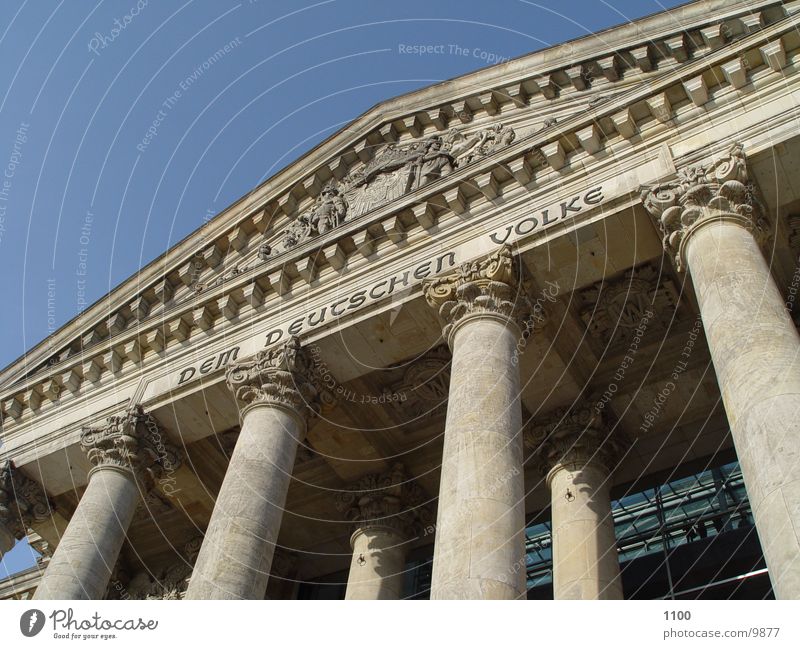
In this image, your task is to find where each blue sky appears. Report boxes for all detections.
[0,0,686,578]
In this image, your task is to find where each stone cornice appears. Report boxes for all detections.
[1,4,797,428]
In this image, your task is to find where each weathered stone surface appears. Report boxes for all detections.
[336,464,431,600]
[34,408,178,600]
[0,462,50,559]
[643,146,800,599]
[527,405,628,600]
[423,247,528,600]
[186,338,321,600]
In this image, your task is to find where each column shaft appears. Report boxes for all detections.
[431,315,526,599]
[686,219,800,599]
[185,404,302,599]
[345,527,407,600]
[549,462,622,599]
[34,468,140,600]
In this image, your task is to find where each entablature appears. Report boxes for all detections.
[1,0,799,441]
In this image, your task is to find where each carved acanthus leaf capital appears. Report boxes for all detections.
[225,336,333,419]
[0,461,51,541]
[525,404,629,478]
[423,246,533,344]
[641,143,769,271]
[80,406,182,487]
[335,464,433,540]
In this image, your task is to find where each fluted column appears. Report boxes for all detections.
[0,461,51,560]
[422,246,530,599]
[527,405,627,599]
[643,143,800,599]
[186,337,324,600]
[336,464,430,600]
[34,407,176,600]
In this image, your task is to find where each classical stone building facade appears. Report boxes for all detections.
[2,0,800,600]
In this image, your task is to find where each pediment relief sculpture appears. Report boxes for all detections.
[278,122,516,253]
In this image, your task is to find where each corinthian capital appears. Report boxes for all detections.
[422,246,534,344]
[525,404,629,479]
[335,464,432,539]
[0,461,51,541]
[225,336,331,419]
[80,406,182,486]
[641,143,768,271]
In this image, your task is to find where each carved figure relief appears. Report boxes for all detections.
[189,121,516,295]
[282,122,515,251]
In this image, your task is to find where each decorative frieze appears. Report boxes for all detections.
[283,181,348,250]
[335,464,432,539]
[579,263,679,348]
[279,123,516,253]
[80,406,182,487]
[3,7,797,430]
[640,142,768,271]
[525,404,629,477]
[388,345,451,417]
[0,461,51,541]
[423,246,531,344]
[225,336,333,418]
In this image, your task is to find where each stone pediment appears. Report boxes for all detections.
[1,0,797,428]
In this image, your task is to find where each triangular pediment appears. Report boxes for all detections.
[1,0,795,418]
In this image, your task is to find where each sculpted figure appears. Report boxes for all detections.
[310,182,348,235]
[284,181,347,249]
[445,123,516,165]
[278,122,515,249]
[413,136,455,189]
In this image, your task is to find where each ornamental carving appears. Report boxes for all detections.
[525,404,630,477]
[120,536,203,600]
[423,245,531,343]
[0,461,51,541]
[284,181,348,249]
[279,122,515,252]
[641,143,768,271]
[225,336,334,418]
[579,263,679,348]
[335,464,433,539]
[185,122,516,293]
[80,406,182,487]
[386,345,451,417]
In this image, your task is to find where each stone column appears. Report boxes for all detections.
[0,461,51,560]
[34,407,176,600]
[526,405,627,599]
[642,143,800,599]
[186,337,323,600]
[422,246,532,599]
[336,464,430,600]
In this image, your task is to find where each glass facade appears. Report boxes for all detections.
[525,460,772,599]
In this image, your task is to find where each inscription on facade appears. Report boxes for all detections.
[174,251,457,386]
[177,347,240,386]
[488,186,604,245]
[171,184,607,388]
